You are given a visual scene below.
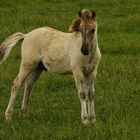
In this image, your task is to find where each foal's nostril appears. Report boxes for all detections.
[81,47,89,55]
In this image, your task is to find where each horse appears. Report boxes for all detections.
[0,9,101,125]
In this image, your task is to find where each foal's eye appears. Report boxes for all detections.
[91,29,95,33]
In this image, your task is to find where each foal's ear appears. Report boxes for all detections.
[92,10,96,19]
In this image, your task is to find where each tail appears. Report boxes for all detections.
[0,32,25,64]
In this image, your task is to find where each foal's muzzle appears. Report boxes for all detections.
[81,46,90,55]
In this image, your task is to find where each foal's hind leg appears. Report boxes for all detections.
[5,63,37,121]
[21,65,43,118]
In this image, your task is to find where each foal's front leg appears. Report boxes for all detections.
[86,68,97,124]
[73,69,89,125]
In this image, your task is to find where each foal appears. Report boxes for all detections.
[0,9,101,125]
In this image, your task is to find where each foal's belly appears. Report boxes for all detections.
[42,56,72,74]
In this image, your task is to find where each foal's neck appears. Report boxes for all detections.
[88,38,98,63]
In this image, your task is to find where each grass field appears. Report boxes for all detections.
[0,0,140,139]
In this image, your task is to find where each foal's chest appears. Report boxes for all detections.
[80,53,98,76]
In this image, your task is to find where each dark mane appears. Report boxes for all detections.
[69,18,81,32]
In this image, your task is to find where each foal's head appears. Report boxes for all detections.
[69,9,97,55]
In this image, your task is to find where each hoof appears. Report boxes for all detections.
[20,109,28,119]
[5,113,12,121]
[89,116,96,124]
[82,117,90,126]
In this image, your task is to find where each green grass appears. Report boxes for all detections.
[0,0,140,139]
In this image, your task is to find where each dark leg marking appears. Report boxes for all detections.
[88,90,94,101]
[80,92,86,100]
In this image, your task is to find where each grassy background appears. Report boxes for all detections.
[0,0,140,139]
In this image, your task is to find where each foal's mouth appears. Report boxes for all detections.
[81,47,90,55]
